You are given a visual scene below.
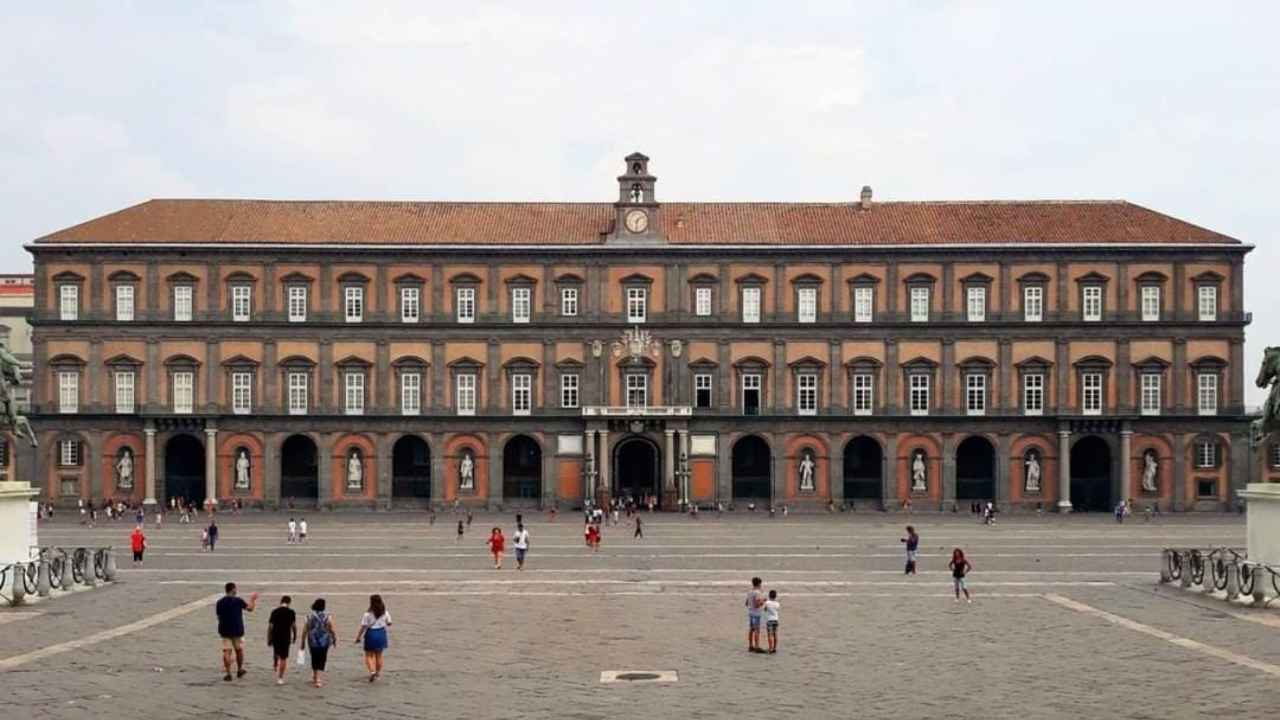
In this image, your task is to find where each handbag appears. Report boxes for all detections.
[296,648,306,666]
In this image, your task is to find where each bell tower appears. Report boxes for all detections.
[610,152,662,242]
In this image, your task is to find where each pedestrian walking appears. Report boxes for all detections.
[584,519,592,548]
[900,525,919,575]
[299,517,308,543]
[456,520,465,543]
[948,548,973,603]
[512,522,530,570]
[207,520,219,551]
[466,511,474,528]
[130,525,146,567]
[745,577,765,653]
[267,596,297,685]
[135,507,145,526]
[488,527,505,569]
[763,590,780,654]
[354,594,391,683]
[1114,500,1127,523]
[155,508,164,529]
[301,598,337,688]
[201,526,210,551]
[215,582,259,681]
[633,516,643,539]
[588,523,602,552]
[288,517,298,544]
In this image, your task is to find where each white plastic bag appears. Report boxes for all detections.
[296,648,306,667]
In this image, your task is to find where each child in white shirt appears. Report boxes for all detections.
[763,590,780,654]
[299,518,308,543]
[288,518,297,544]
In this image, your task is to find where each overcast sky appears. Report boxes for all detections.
[2,2,1277,402]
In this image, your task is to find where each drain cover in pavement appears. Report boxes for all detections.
[600,670,678,684]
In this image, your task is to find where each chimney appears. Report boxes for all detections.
[859,185,873,211]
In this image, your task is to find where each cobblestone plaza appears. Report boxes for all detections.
[1,512,1276,719]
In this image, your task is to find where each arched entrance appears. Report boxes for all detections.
[280,435,319,503]
[392,436,431,502]
[614,436,660,506]
[503,435,542,504]
[956,436,995,501]
[732,435,772,503]
[164,434,205,506]
[843,436,883,500]
[1071,435,1112,512]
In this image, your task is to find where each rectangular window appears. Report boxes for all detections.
[116,285,134,322]
[288,286,307,322]
[1082,372,1103,415]
[853,373,874,415]
[797,374,818,415]
[288,372,308,415]
[344,286,363,323]
[58,371,78,413]
[626,374,648,408]
[232,285,251,322]
[695,287,712,317]
[511,287,531,323]
[1140,373,1161,415]
[456,374,476,416]
[512,373,532,415]
[1023,373,1044,416]
[456,287,475,323]
[1198,286,1218,321]
[1082,286,1102,321]
[910,287,929,322]
[854,287,873,323]
[1197,478,1217,498]
[400,287,420,323]
[173,286,193,322]
[627,288,647,323]
[966,374,986,415]
[742,287,761,323]
[909,374,930,415]
[232,372,252,415]
[60,439,79,467]
[561,288,578,317]
[694,373,712,408]
[1023,286,1043,322]
[742,373,761,415]
[172,371,194,414]
[345,372,365,415]
[797,288,817,323]
[966,287,986,322]
[560,373,579,409]
[401,372,420,415]
[114,371,134,414]
[1196,441,1217,469]
[59,285,78,321]
[1272,442,1280,469]
[1197,373,1218,415]
[1141,286,1160,321]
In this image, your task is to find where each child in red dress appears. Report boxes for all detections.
[487,527,505,569]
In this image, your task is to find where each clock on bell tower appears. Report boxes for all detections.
[610,151,662,242]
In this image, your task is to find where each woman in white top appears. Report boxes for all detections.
[354,594,391,682]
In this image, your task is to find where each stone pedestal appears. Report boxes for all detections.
[0,480,37,566]
[1241,483,1280,566]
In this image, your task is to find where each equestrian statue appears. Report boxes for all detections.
[1253,346,1280,445]
[0,341,36,448]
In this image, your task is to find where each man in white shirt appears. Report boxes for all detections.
[512,523,531,570]
[287,518,297,544]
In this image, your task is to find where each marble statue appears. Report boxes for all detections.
[1142,450,1159,493]
[460,450,475,490]
[911,450,927,492]
[798,451,815,491]
[235,449,251,489]
[347,449,363,490]
[115,448,134,489]
[1024,450,1041,493]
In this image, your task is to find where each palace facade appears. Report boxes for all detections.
[24,153,1254,511]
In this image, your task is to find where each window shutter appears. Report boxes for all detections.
[1214,441,1222,469]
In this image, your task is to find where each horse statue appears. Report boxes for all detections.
[1252,346,1280,444]
[0,341,36,448]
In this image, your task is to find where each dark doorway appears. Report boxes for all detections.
[732,435,772,502]
[164,434,205,506]
[1071,435,1112,512]
[843,436,883,500]
[615,436,660,506]
[956,436,995,500]
[392,435,431,501]
[281,435,319,503]
[503,435,542,504]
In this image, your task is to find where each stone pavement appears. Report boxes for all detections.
[1,510,1275,719]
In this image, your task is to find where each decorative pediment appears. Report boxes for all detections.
[337,271,370,284]
[732,355,772,371]
[1189,355,1227,370]
[1015,355,1054,370]
[901,356,939,370]
[334,354,373,368]
[391,355,429,368]
[1192,270,1226,283]
[449,272,482,284]
[555,273,585,285]
[1072,354,1113,369]
[1075,271,1110,284]
[619,273,654,286]
[48,353,86,367]
[788,355,827,370]
[687,273,719,285]
[104,353,144,368]
[447,355,484,370]
[734,272,770,285]
[844,355,883,371]
[1017,271,1050,284]
[554,357,585,370]
[502,356,541,371]
[847,273,881,285]
[51,271,85,282]
[280,272,314,284]
[1134,271,1169,283]
[1132,355,1171,370]
[790,273,824,285]
[278,354,317,368]
[957,355,996,370]
[221,354,261,369]
[960,272,994,284]
[166,271,198,283]
[903,272,936,284]
[108,270,141,282]
[688,357,719,370]
[163,353,201,368]
[503,273,538,286]
[393,272,426,285]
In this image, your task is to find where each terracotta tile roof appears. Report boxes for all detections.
[33,198,1238,246]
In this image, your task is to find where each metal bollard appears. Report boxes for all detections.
[10,562,26,606]
[1252,567,1266,606]
[103,548,117,582]
[1179,553,1193,589]
[1159,550,1172,584]
[59,551,73,591]
[82,552,96,588]
[36,557,51,597]
[1226,561,1240,601]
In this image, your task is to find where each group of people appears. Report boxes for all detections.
[485,522,530,569]
[287,517,309,544]
[215,583,392,686]
[744,577,782,654]
[900,525,974,602]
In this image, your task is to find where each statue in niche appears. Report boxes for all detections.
[346,448,363,490]
[911,450,927,492]
[798,450,816,491]
[235,449,251,489]
[630,183,644,203]
[1024,449,1041,493]
[115,447,134,490]
[459,450,475,491]
[1142,450,1159,493]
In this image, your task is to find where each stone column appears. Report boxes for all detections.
[204,428,218,506]
[771,434,786,507]
[663,428,676,497]
[941,433,956,509]
[679,430,691,505]
[1172,338,1187,413]
[584,429,596,503]
[883,433,899,508]
[1058,429,1072,511]
[829,433,844,506]
[1172,433,1186,511]
[1119,428,1133,502]
[598,429,610,501]
[143,427,157,506]
[429,433,444,506]
[996,433,1012,509]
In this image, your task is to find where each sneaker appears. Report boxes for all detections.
[967,598,973,604]
[223,673,232,682]
[276,678,284,685]
[236,669,247,679]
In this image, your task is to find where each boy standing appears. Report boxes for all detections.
[299,518,308,543]
[901,525,920,575]
[267,596,297,685]
[745,577,765,654]
[512,523,530,570]
[287,517,297,544]
[763,590,780,654]
[130,525,146,567]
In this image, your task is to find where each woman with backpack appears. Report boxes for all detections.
[301,598,337,688]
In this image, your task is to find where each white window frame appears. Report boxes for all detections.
[1198,286,1218,321]
[58,371,78,413]
[511,287,531,324]
[910,287,929,323]
[909,374,930,416]
[853,373,874,416]
[455,373,476,416]
[232,285,251,322]
[797,287,817,324]
[344,371,365,415]
[742,373,762,414]
[1023,373,1043,416]
[965,374,986,416]
[1082,286,1103,322]
[1141,286,1160,322]
[511,373,532,415]
[1197,373,1218,416]
[1082,372,1103,415]
[560,373,579,409]
[173,285,193,322]
[344,286,364,323]
[1023,285,1043,322]
[232,372,252,415]
[456,287,475,324]
[797,373,818,415]
[561,287,579,317]
[114,371,134,414]
[1140,373,1161,416]
[59,285,78,321]
[400,287,420,323]
[741,287,761,324]
[695,287,712,317]
[626,374,648,408]
[626,288,647,324]
[694,373,713,408]
[116,285,134,322]
[1195,440,1217,469]
[966,287,986,322]
[854,287,873,323]
[172,371,194,414]
[60,439,79,467]
[287,372,309,415]
[287,286,308,322]
[400,372,420,415]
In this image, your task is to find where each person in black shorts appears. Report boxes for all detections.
[267,596,297,685]
[216,582,259,681]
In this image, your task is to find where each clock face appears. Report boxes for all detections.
[625,209,648,234]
